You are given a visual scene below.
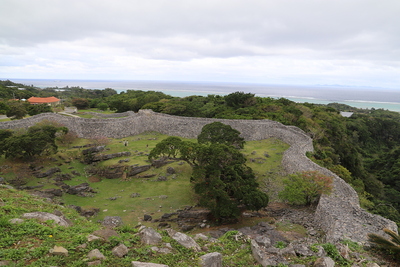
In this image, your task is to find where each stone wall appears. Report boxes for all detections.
[0,110,397,243]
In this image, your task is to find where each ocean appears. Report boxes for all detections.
[9,79,400,112]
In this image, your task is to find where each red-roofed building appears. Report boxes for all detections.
[27,97,60,106]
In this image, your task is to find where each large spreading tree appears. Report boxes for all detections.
[149,122,268,222]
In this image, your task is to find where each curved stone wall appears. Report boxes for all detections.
[0,110,397,242]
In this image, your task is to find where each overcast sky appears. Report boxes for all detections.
[1,0,399,89]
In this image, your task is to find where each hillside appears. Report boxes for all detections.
[1,184,396,266]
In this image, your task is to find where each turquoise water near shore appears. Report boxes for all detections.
[8,79,400,112]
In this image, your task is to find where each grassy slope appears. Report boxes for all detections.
[0,132,289,228]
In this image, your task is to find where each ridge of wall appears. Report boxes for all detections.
[0,110,397,242]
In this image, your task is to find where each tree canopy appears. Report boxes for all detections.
[149,122,268,222]
[197,121,245,149]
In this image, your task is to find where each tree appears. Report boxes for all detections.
[26,103,52,116]
[0,124,67,160]
[71,98,90,110]
[197,122,245,149]
[6,101,27,119]
[97,102,109,111]
[225,91,256,108]
[190,143,269,221]
[149,134,268,222]
[278,171,333,205]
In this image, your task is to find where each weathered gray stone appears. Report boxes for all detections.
[254,236,271,247]
[87,234,103,242]
[194,233,209,241]
[102,216,123,228]
[199,252,222,267]
[87,249,106,260]
[293,244,314,257]
[9,218,24,224]
[0,261,10,266]
[92,228,119,241]
[140,227,162,245]
[112,244,129,258]
[150,246,171,254]
[128,165,151,176]
[313,257,335,267]
[49,245,68,256]
[250,239,270,267]
[131,262,169,267]
[166,229,201,251]
[22,212,72,226]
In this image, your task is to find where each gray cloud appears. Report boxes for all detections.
[0,0,399,87]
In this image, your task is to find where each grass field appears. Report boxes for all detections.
[0,131,289,228]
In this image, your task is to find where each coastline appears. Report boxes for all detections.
[6,78,400,112]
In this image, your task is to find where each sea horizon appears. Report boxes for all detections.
[6,78,400,112]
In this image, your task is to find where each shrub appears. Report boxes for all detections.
[368,228,400,258]
[278,171,333,205]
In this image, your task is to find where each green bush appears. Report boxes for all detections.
[278,171,333,205]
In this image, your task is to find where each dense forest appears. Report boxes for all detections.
[1,79,400,225]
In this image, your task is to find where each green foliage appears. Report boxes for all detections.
[6,101,28,119]
[197,121,245,149]
[0,123,65,160]
[368,228,400,258]
[149,123,269,222]
[279,171,333,205]
[96,102,109,111]
[225,91,256,108]
[26,103,52,116]
[321,243,352,266]
[71,97,90,109]
[274,241,287,249]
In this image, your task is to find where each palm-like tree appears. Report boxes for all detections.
[368,228,400,254]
